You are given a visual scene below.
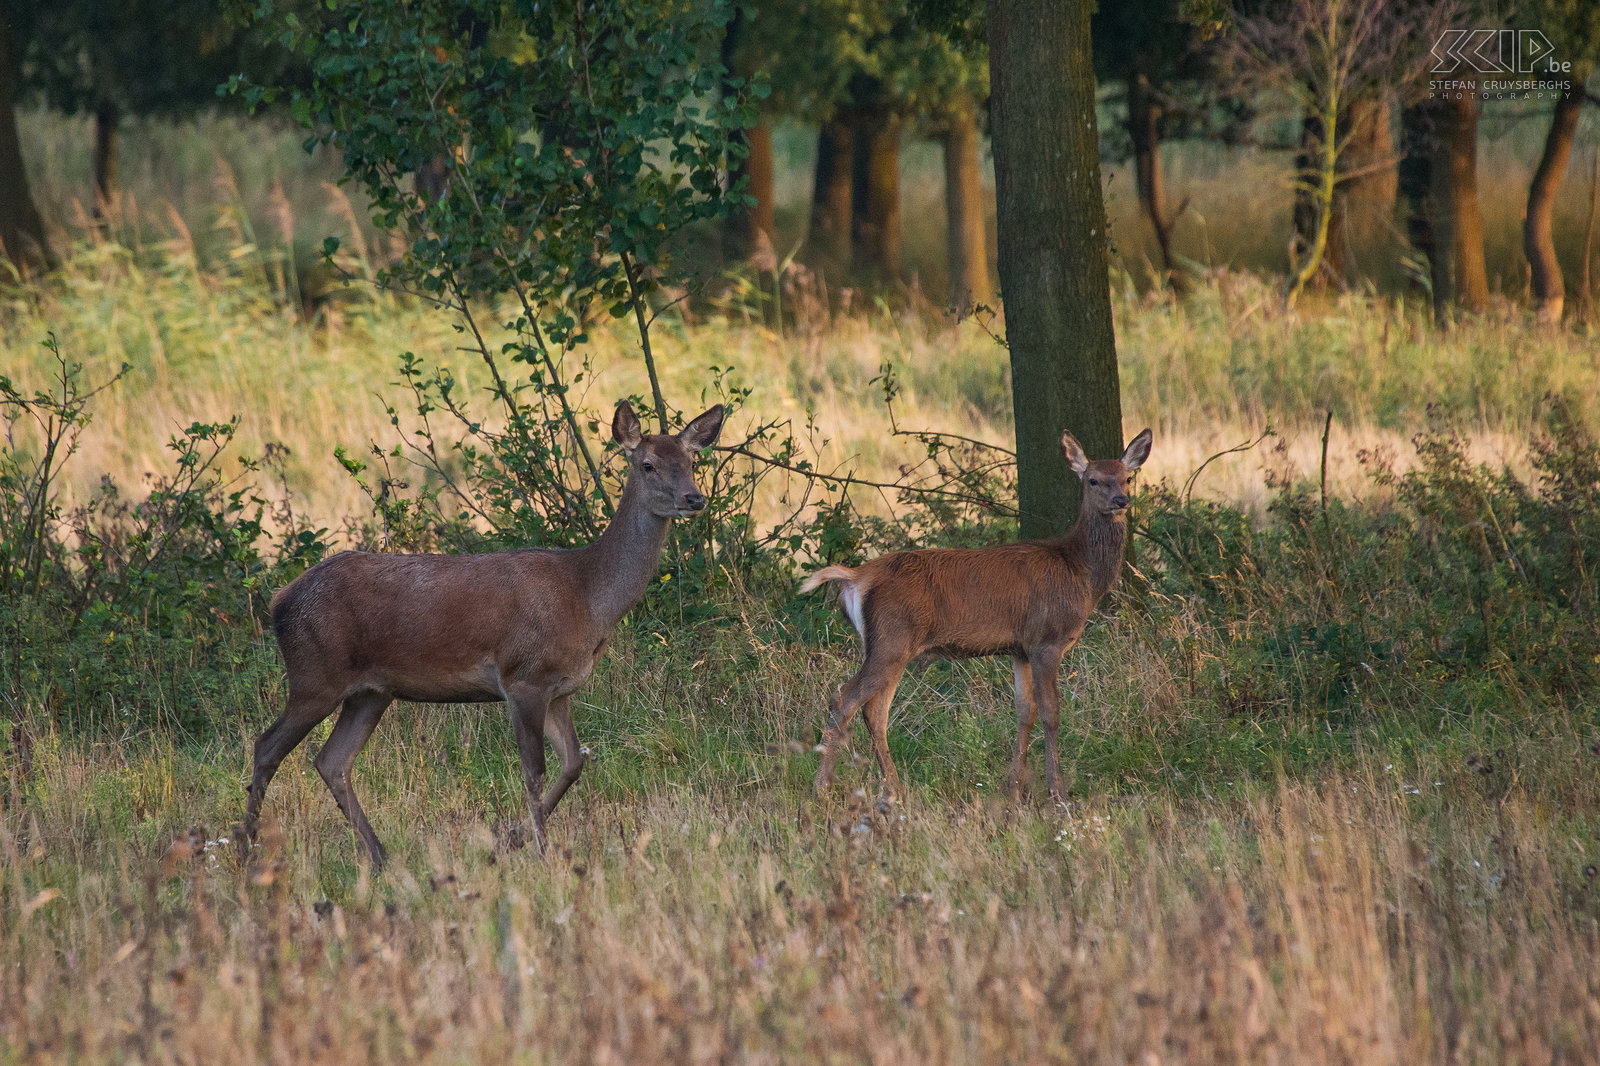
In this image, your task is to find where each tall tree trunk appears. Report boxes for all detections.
[0,13,52,274]
[851,109,902,283]
[1127,68,1180,285]
[93,98,120,218]
[941,94,991,311]
[809,117,854,270]
[724,116,775,263]
[989,0,1122,537]
[1524,69,1588,324]
[1340,95,1396,268]
[1399,102,1442,311]
[718,6,773,265]
[1436,92,1488,316]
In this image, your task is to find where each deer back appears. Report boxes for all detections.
[847,542,1100,659]
[272,548,600,702]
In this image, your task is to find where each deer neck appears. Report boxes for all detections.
[581,475,673,629]
[1062,509,1128,602]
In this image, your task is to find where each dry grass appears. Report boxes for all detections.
[6,681,1599,1064]
[5,220,1598,537]
[5,585,1599,1063]
[9,105,1600,535]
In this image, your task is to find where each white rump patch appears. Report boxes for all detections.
[839,582,865,643]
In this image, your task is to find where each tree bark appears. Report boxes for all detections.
[0,12,52,274]
[1294,95,1393,291]
[1292,103,1345,291]
[989,0,1123,537]
[851,108,902,282]
[1524,70,1588,324]
[93,98,120,218]
[941,94,991,311]
[1436,92,1488,316]
[724,116,775,263]
[1128,69,1179,284]
[1340,95,1395,252]
[809,117,854,269]
[1399,102,1441,311]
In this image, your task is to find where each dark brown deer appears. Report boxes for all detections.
[244,401,724,866]
[800,428,1152,803]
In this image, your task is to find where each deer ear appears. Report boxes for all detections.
[613,402,643,452]
[1060,431,1089,476]
[677,404,725,452]
[1121,428,1153,472]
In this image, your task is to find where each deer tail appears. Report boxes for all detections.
[799,564,869,644]
[798,564,857,594]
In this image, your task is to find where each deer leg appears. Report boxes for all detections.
[862,668,907,803]
[314,690,394,868]
[538,696,587,821]
[244,685,339,848]
[815,672,873,794]
[1031,651,1066,803]
[1006,655,1037,799]
[504,683,552,852]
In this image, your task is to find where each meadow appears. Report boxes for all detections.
[3,108,1600,1063]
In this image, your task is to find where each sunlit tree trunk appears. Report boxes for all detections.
[1435,92,1488,316]
[989,0,1122,536]
[941,93,990,311]
[725,116,775,262]
[1524,70,1588,323]
[1338,95,1396,283]
[1128,68,1180,286]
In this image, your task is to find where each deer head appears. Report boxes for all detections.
[612,402,726,518]
[1061,428,1153,517]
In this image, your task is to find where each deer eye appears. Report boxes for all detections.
[641,461,655,472]
[1088,478,1098,486]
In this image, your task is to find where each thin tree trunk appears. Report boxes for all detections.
[0,12,52,274]
[1436,91,1488,316]
[1285,87,1340,308]
[1524,69,1588,323]
[851,109,902,282]
[1286,102,1337,291]
[93,99,119,218]
[989,0,1122,536]
[941,94,991,311]
[725,116,775,262]
[1128,69,1179,284]
[809,117,854,269]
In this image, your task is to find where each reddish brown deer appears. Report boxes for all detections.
[800,428,1152,803]
[243,401,725,867]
